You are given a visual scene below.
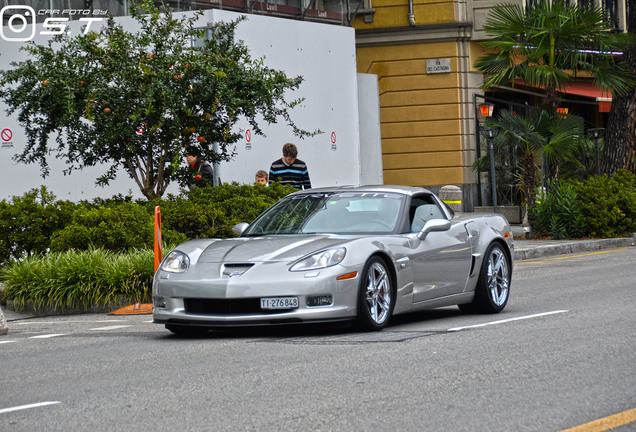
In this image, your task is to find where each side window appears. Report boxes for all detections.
[409,195,446,232]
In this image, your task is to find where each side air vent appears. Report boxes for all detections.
[469,254,479,277]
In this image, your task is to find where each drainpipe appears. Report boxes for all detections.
[408,0,416,26]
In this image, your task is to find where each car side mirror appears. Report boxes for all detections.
[417,219,451,240]
[232,222,249,236]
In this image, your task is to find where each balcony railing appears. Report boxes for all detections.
[0,0,363,26]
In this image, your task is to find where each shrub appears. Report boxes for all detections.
[0,248,154,309]
[571,170,636,238]
[531,180,585,239]
[0,186,77,265]
[0,183,291,260]
[49,202,186,252]
[156,182,296,239]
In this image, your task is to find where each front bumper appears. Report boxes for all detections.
[152,262,360,327]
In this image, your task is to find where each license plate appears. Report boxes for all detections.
[260,297,299,310]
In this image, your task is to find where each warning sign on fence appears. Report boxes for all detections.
[1,128,14,149]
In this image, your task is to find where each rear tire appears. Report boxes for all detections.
[459,243,510,314]
[356,257,395,331]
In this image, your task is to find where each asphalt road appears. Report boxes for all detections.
[1,248,635,432]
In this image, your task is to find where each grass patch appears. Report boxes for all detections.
[0,248,154,311]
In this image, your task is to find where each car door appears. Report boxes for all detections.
[407,194,472,303]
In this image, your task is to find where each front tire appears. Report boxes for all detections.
[356,257,395,331]
[459,243,510,314]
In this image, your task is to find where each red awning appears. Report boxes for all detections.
[513,79,612,112]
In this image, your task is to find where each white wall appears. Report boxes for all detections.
[357,73,383,186]
[0,9,381,201]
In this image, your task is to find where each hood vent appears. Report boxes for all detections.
[221,263,254,278]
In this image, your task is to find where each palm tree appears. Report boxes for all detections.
[475,0,634,113]
[476,108,584,223]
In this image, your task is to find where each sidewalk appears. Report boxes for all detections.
[513,236,635,261]
[506,223,635,261]
[1,232,634,324]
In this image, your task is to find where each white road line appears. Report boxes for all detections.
[12,319,128,325]
[90,325,132,331]
[0,401,60,415]
[28,334,67,339]
[0,340,16,344]
[447,310,568,332]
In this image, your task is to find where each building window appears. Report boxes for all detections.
[523,0,625,32]
[602,0,620,30]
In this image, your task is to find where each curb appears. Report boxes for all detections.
[514,237,634,261]
[0,305,7,335]
[1,296,150,322]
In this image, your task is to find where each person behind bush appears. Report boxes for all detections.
[255,170,269,185]
[269,143,312,190]
[185,146,215,187]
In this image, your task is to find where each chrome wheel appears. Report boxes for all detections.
[364,261,391,325]
[487,247,509,307]
[458,242,511,314]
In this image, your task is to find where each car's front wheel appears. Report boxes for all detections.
[459,242,510,314]
[356,256,395,331]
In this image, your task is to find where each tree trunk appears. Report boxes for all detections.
[603,91,636,175]
[602,0,636,175]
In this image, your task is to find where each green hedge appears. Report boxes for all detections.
[531,180,585,239]
[0,182,296,265]
[49,203,186,252]
[531,170,636,239]
[153,182,296,239]
[572,170,636,238]
[0,186,77,265]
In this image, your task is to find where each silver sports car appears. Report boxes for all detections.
[153,185,513,334]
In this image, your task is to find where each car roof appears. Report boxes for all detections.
[288,185,434,197]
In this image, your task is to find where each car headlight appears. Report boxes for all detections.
[160,250,190,273]
[290,247,346,272]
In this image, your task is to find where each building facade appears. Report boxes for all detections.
[351,0,629,209]
[2,0,628,207]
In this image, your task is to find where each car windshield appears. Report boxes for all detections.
[242,192,405,236]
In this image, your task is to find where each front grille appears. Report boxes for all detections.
[184,298,285,315]
[221,263,254,278]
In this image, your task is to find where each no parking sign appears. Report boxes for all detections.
[245,129,252,150]
[1,128,13,149]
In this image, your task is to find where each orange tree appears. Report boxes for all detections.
[0,1,313,198]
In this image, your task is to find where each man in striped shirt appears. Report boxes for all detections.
[269,143,312,189]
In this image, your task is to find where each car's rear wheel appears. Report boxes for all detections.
[165,324,209,336]
[459,242,510,314]
[356,256,394,331]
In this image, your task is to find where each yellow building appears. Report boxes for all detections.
[351,0,628,209]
